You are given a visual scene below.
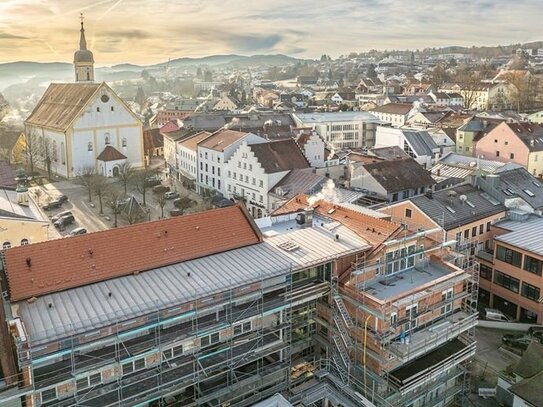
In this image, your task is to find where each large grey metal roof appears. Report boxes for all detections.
[15,223,368,346]
[410,184,506,230]
[403,130,438,156]
[293,111,380,124]
[494,216,543,256]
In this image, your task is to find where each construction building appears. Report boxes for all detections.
[0,198,478,407]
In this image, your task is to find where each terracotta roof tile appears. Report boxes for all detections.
[96,145,127,162]
[3,204,262,301]
[273,194,401,247]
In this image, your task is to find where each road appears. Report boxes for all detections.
[474,326,521,374]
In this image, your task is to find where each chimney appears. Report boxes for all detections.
[295,207,314,228]
[16,185,29,206]
[486,174,500,191]
[425,190,433,199]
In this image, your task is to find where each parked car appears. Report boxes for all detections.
[57,194,68,203]
[69,227,87,236]
[54,214,75,230]
[169,209,183,217]
[145,176,161,187]
[528,326,543,341]
[484,308,510,322]
[502,333,533,350]
[42,199,63,211]
[51,210,73,222]
[164,191,179,199]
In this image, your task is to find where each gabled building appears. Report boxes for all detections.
[175,131,211,189]
[213,95,241,111]
[375,126,440,168]
[474,122,543,178]
[349,157,436,202]
[294,130,326,167]
[370,103,415,127]
[225,139,309,217]
[197,129,266,196]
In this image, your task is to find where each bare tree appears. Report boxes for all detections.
[116,161,135,194]
[24,128,56,180]
[155,193,167,218]
[502,71,540,112]
[93,175,110,214]
[105,191,125,227]
[133,167,158,207]
[75,166,97,202]
[23,128,41,175]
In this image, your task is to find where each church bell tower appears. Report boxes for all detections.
[73,14,95,82]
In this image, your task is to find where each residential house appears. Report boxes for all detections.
[279,93,305,108]
[329,91,356,106]
[0,186,50,249]
[149,101,199,128]
[477,214,543,323]
[409,111,451,128]
[142,128,164,161]
[370,103,415,127]
[375,126,440,169]
[0,127,24,164]
[163,128,200,181]
[294,131,326,167]
[474,122,543,177]
[428,92,464,107]
[213,95,241,111]
[349,157,436,202]
[382,183,507,254]
[225,138,309,217]
[440,83,514,111]
[496,342,543,407]
[528,110,543,124]
[292,112,381,150]
[197,129,266,196]
[175,131,211,189]
[455,117,498,156]
[475,167,543,214]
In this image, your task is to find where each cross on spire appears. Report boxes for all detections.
[80,13,84,25]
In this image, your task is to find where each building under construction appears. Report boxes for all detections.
[0,199,478,407]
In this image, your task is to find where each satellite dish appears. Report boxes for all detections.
[459,195,467,202]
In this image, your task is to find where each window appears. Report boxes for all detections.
[210,332,220,344]
[441,288,453,302]
[122,138,127,147]
[96,107,100,112]
[20,238,29,246]
[201,335,210,347]
[259,180,263,188]
[2,241,11,249]
[390,312,397,326]
[134,358,145,371]
[218,180,221,189]
[41,388,56,402]
[217,168,220,176]
[104,133,110,145]
[480,264,493,281]
[479,224,484,234]
[122,362,134,375]
[496,151,500,157]
[234,324,242,335]
[402,190,410,199]
[259,195,263,203]
[486,222,491,232]
[494,270,520,293]
[521,282,540,302]
[472,226,477,237]
[173,344,183,356]
[464,230,469,239]
[496,245,522,267]
[510,153,514,159]
[205,152,208,159]
[455,232,462,243]
[111,106,115,111]
[88,141,93,151]
[524,255,543,276]
[242,321,251,332]
[162,348,173,360]
[89,373,101,386]
[405,208,412,218]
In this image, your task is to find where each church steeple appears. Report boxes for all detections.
[74,13,95,82]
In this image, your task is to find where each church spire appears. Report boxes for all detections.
[73,13,95,82]
[79,13,88,50]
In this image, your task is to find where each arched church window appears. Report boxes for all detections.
[3,241,11,250]
[105,133,110,145]
[88,142,93,151]
[21,238,29,246]
[122,138,127,147]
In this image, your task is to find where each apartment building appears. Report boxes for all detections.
[477,214,543,324]
[175,131,211,188]
[0,195,479,407]
[196,129,266,196]
[370,103,415,127]
[292,112,381,150]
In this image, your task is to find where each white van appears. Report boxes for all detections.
[484,308,510,322]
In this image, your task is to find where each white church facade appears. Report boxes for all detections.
[24,16,144,178]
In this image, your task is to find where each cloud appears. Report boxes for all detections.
[99,29,151,40]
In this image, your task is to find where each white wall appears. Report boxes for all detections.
[303,133,326,167]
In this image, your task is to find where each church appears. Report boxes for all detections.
[24,17,144,178]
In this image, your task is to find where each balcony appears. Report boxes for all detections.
[388,310,478,363]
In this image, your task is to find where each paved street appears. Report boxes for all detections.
[474,326,521,374]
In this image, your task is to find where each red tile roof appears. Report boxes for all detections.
[273,194,401,247]
[3,204,262,301]
[96,145,127,162]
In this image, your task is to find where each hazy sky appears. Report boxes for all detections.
[0,0,542,65]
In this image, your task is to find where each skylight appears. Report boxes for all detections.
[466,201,475,208]
[524,189,536,197]
[502,189,512,196]
[446,206,456,214]
[533,181,541,188]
